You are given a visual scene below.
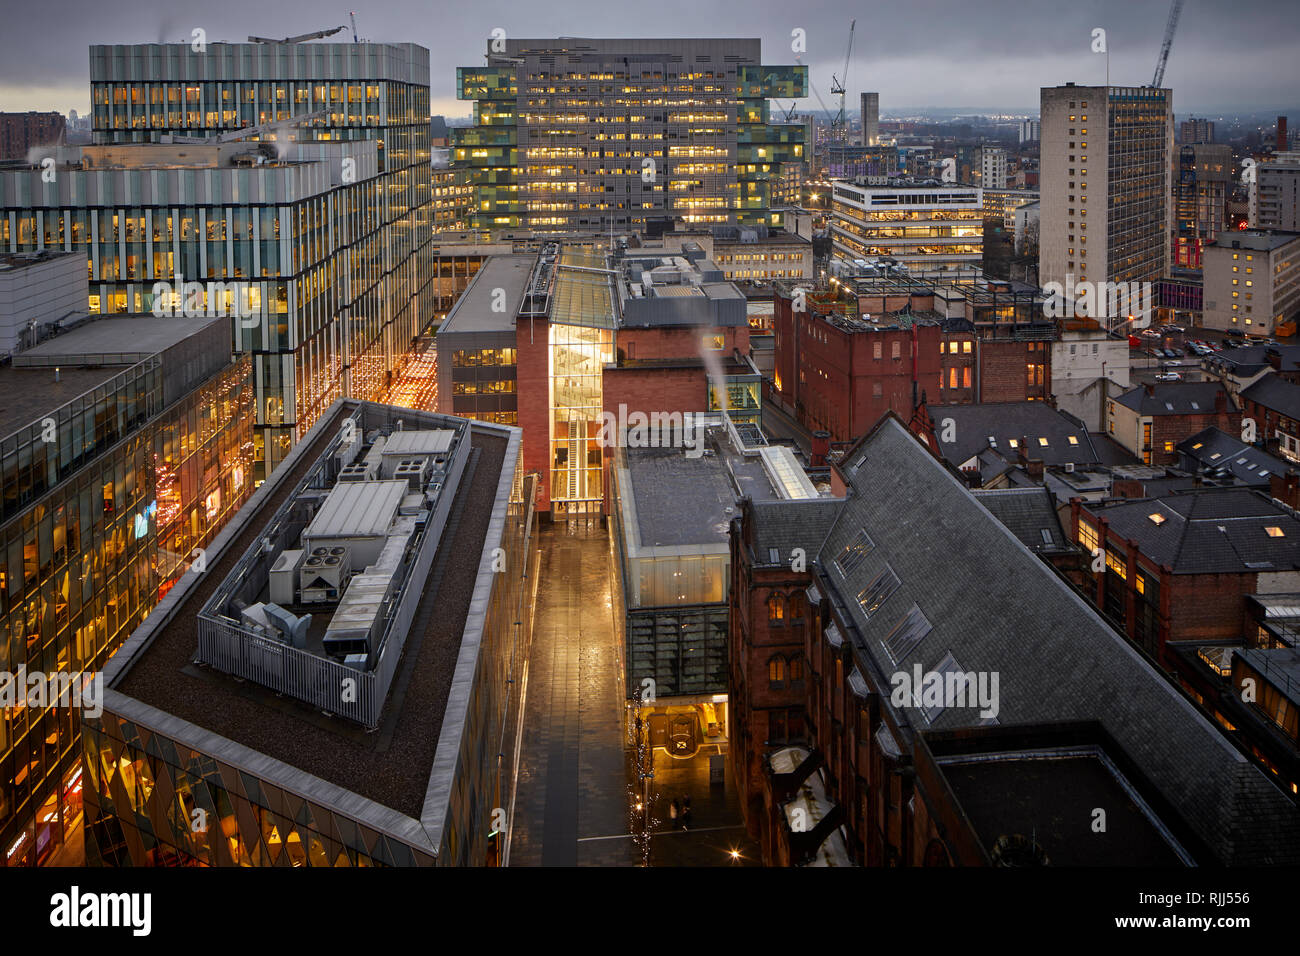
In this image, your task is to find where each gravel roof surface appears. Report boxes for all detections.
[117,418,507,819]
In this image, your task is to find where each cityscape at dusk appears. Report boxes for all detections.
[1,0,1298,935]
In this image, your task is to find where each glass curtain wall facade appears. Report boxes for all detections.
[84,436,536,868]
[0,357,253,866]
[22,43,440,478]
[1108,87,1173,284]
[455,40,805,233]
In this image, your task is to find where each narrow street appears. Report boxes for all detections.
[507,523,636,866]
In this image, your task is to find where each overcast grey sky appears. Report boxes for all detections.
[1,0,1296,118]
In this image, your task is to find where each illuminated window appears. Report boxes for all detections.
[1266,527,1285,538]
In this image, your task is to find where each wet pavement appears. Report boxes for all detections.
[640,744,761,867]
[507,519,760,867]
[507,522,636,867]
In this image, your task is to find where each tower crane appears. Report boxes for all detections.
[349,12,361,43]
[1151,0,1184,88]
[829,20,856,135]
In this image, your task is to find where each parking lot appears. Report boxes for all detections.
[1127,323,1286,384]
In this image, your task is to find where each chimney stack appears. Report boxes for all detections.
[811,430,830,468]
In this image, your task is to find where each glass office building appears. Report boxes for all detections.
[455,38,805,234]
[2,41,438,479]
[0,315,253,866]
[84,402,534,866]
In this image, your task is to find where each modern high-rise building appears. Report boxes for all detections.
[1173,143,1232,269]
[84,400,535,867]
[1039,84,1173,306]
[0,312,253,866]
[1018,118,1040,144]
[454,38,806,234]
[981,146,1008,190]
[3,40,438,480]
[1257,159,1300,232]
[1179,117,1215,144]
[830,180,984,272]
[860,92,879,147]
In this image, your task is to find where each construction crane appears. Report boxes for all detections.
[248,26,345,45]
[829,20,856,133]
[1151,0,1185,87]
[349,12,360,43]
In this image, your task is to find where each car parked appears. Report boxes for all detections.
[1156,372,1182,382]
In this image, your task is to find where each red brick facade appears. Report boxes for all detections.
[772,289,1052,443]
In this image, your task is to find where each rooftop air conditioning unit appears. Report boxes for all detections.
[299,545,351,603]
[269,548,305,606]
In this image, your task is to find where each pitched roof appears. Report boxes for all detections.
[1241,372,1300,420]
[812,416,1300,864]
[972,486,1071,553]
[1177,426,1291,485]
[930,402,1098,468]
[1114,381,1234,416]
[750,497,844,567]
[1087,487,1300,574]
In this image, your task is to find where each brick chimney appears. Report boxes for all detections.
[811,430,831,467]
[1271,470,1300,510]
[1145,382,1156,397]
[1215,388,1227,413]
[1026,458,1045,482]
[1267,347,1282,372]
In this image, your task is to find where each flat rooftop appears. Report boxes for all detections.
[112,403,509,819]
[623,425,811,549]
[0,363,126,439]
[437,255,535,334]
[1213,230,1300,253]
[940,751,1186,865]
[13,314,226,366]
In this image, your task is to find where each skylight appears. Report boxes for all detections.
[883,604,932,663]
[1149,513,1166,525]
[835,529,875,578]
[1266,526,1285,538]
[1068,436,1079,445]
[857,565,900,619]
[1038,437,1049,446]
[1192,442,1204,450]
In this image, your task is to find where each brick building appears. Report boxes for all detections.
[0,111,63,160]
[1072,487,1300,662]
[1240,371,1300,463]
[1107,381,1240,465]
[728,414,1300,866]
[770,284,1052,443]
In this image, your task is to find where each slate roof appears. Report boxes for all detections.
[1088,487,1300,574]
[1178,426,1291,486]
[812,416,1300,865]
[1204,345,1300,380]
[931,402,1098,468]
[1114,381,1234,416]
[750,497,844,567]
[1240,373,1300,420]
[972,487,1071,553]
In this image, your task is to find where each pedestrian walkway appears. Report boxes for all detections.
[508,524,636,866]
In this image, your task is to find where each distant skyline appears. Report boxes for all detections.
[2,0,1298,118]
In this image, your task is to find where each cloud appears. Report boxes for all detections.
[1,0,1296,114]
